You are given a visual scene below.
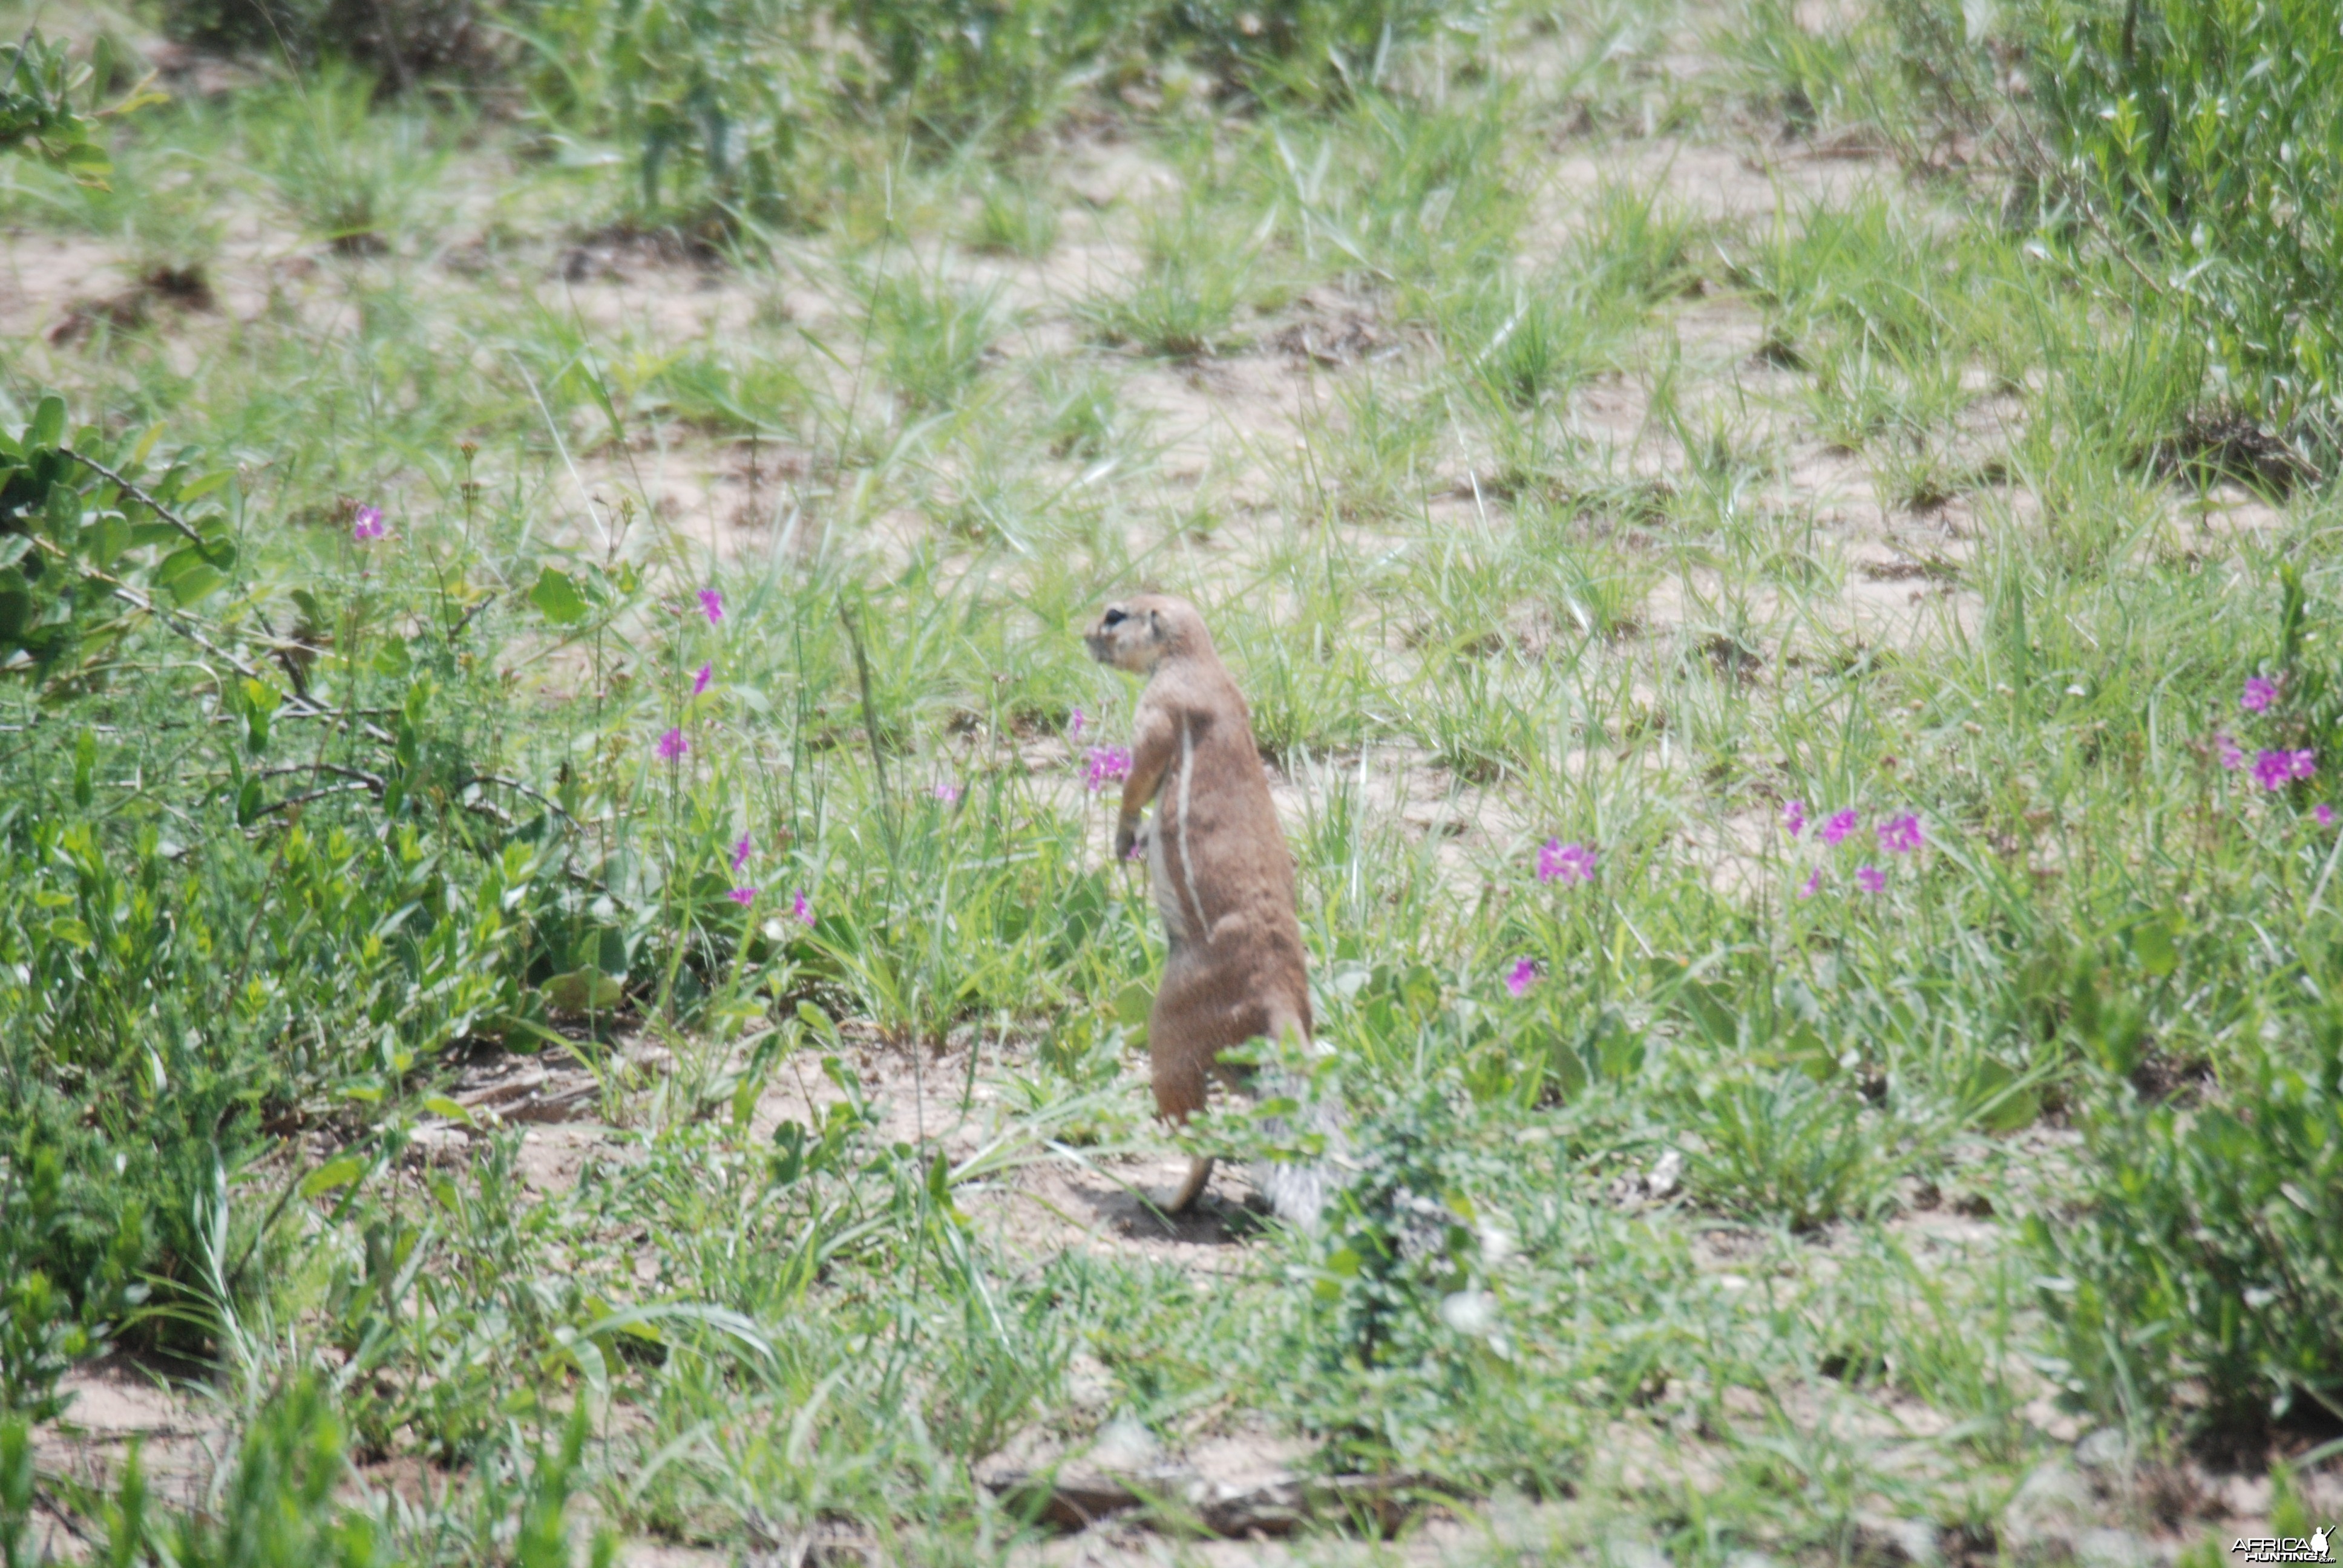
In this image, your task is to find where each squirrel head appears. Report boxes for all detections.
[1084,594,1209,674]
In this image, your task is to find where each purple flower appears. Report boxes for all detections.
[1855,864,1886,894]
[352,505,385,541]
[932,781,960,803]
[1536,838,1597,886]
[1797,867,1823,900]
[1068,707,1086,740]
[1504,956,1539,998]
[656,727,687,762]
[2319,804,2336,828]
[728,886,757,907]
[2293,749,2319,781]
[730,835,753,873]
[790,890,813,927]
[2216,734,2245,771]
[1821,809,1859,847]
[1876,814,1923,855]
[2242,676,2278,713]
[1783,799,1807,837]
[2254,750,2297,792]
[692,663,713,696]
[698,588,724,625]
[1083,745,1132,792]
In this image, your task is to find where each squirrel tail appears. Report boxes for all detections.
[1250,1057,1346,1229]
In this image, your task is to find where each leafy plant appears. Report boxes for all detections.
[2023,0,2343,456]
[509,0,818,229]
[1159,0,1462,99]
[834,0,1138,139]
[2030,1027,2343,1440]
[0,400,238,675]
[0,31,121,188]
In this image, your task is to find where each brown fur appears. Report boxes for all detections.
[1086,595,1313,1213]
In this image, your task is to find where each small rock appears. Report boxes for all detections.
[1647,1149,1684,1198]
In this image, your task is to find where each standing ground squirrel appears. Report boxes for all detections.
[1086,594,1330,1220]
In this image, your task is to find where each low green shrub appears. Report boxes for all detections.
[156,0,504,87]
[1156,0,1460,99]
[2022,0,2343,459]
[505,0,819,229]
[2028,1024,2343,1440]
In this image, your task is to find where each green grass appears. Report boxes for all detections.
[2,0,2341,1562]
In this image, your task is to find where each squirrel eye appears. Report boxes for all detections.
[1102,607,1126,626]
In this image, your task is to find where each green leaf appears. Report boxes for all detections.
[529,566,589,626]
[41,482,79,541]
[166,564,226,606]
[1115,981,1153,1028]
[421,1095,475,1125]
[1962,1060,2042,1134]
[88,511,129,569]
[26,396,64,452]
[300,1155,366,1198]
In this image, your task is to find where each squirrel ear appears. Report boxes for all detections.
[1149,609,1165,638]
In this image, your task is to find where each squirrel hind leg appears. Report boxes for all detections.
[1164,1155,1216,1214]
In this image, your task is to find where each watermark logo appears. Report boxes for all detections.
[2232,1527,2334,1564]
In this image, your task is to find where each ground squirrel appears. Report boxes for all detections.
[1086,594,1332,1221]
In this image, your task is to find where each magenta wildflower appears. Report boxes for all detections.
[1855,864,1886,894]
[730,835,753,873]
[1504,957,1539,998]
[790,890,813,927]
[932,781,961,804]
[1536,838,1597,886]
[352,505,386,541]
[2242,676,2278,713]
[728,886,757,907]
[1068,707,1087,740]
[1797,867,1823,900]
[2254,750,2297,792]
[2293,749,2319,781]
[1084,745,1132,792]
[2319,804,2336,828]
[1821,809,1859,847]
[655,727,687,762]
[1876,813,1923,855]
[2216,734,2246,771]
[1783,799,1807,837]
[692,662,713,696]
[698,588,724,625]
